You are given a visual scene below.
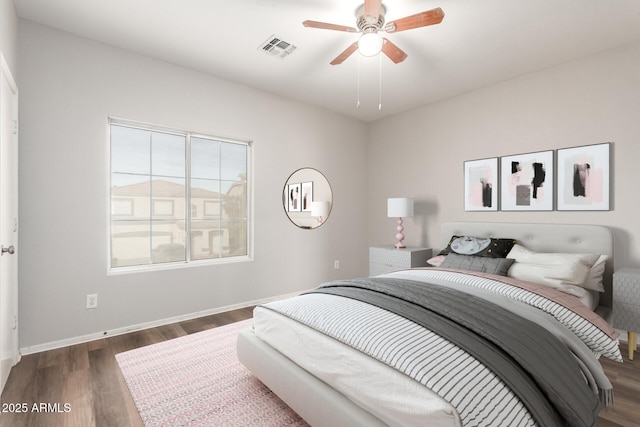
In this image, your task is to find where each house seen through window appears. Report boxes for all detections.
[109,121,250,270]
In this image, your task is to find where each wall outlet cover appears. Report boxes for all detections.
[86,293,98,309]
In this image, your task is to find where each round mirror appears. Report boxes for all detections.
[283,168,333,229]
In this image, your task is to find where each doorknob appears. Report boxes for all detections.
[1,245,15,255]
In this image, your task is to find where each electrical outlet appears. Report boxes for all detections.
[334,260,340,269]
[86,294,98,309]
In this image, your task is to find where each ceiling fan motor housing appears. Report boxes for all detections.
[356,4,385,34]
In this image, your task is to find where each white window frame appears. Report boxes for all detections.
[108,118,253,274]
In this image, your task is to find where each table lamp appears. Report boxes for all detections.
[387,198,414,248]
[311,201,330,225]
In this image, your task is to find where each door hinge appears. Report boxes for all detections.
[12,119,18,135]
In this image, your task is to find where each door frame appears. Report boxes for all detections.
[0,52,19,393]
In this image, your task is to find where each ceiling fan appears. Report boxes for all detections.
[303,0,444,65]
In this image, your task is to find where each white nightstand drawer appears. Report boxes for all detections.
[369,246,432,276]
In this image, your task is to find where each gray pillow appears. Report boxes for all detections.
[440,253,515,276]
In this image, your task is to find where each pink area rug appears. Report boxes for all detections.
[116,319,308,427]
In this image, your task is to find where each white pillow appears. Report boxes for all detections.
[583,254,608,292]
[507,244,600,289]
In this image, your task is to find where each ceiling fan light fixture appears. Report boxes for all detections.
[358,32,383,57]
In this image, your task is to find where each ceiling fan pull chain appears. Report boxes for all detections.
[357,54,361,108]
[378,53,382,111]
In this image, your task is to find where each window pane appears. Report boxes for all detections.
[111,125,150,175]
[152,177,185,220]
[191,137,220,179]
[111,220,151,267]
[223,220,247,257]
[190,220,222,260]
[222,181,247,220]
[191,178,221,219]
[151,220,186,263]
[221,143,247,181]
[111,174,150,218]
[152,132,186,178]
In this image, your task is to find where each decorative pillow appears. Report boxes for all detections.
[439,235,516,258]
[427,255,446,267]
[507,244,600,289]
[440,253,515,276]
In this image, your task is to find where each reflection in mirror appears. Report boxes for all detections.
[283,168,332,229]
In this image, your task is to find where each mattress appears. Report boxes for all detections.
[252,305,462,427]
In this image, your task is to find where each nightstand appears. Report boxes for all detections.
[613,268,640,360]
[369,246,432,276]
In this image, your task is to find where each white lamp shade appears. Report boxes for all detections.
[311,201,330,218]
[387,198,414,218]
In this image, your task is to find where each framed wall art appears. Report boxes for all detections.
[286,183,301,212]
[557,142,610,211]
[300,181,313,212]
[500,150,554,211]
[464,157,498,211]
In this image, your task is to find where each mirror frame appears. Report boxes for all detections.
[283,167,333,229]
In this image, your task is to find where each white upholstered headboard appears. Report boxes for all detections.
[440,222,615,315]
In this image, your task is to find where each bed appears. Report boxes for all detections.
[237,222,620,427]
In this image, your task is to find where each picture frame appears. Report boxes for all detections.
[500,150,554,211]
[557,142,610,211]
[464,157,498,211]
[300,181,313,212]
[286,183,301,212]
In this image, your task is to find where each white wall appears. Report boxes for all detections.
[17,21,369,351]
[368,41,640,270]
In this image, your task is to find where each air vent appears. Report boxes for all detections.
[258,35,297,59]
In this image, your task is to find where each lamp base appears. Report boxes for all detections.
[394,218,406,249]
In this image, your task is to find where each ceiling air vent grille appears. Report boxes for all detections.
[258,35,297,59]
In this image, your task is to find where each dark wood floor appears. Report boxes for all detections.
[1,307,638,427]
[0,307,254,427]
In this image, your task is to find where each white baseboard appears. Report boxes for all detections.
[19,290,308,356]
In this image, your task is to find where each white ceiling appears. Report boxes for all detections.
[13,0,640,122]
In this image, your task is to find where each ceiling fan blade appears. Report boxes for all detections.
[330,42,358,65]
[303,20,358,33]
[381,38,408,64]
[385,7,445,33]
[364,0,382,19]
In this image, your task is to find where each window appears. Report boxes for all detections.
[109,120,251,270]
